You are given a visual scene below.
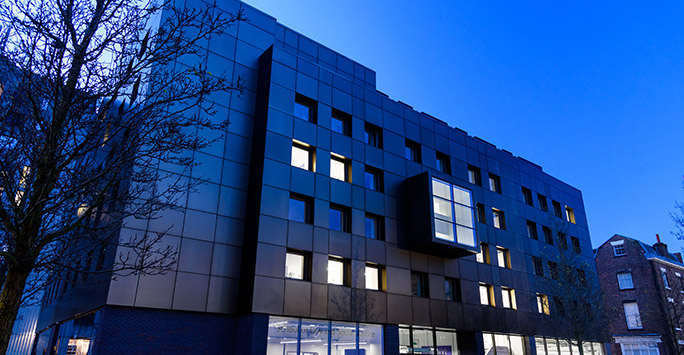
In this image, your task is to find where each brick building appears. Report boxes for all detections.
[596,234,684,355]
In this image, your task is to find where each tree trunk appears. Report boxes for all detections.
[0,267,31,354]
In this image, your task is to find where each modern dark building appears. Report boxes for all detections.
[596,234,684,355]
[32,1,604,354]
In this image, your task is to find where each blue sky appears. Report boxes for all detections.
[243,0,684,250]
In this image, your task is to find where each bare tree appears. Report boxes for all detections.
[0,0,245,351]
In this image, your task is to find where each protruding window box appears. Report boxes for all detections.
[402,172,479,257]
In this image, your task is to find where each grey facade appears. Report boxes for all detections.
[33,1,604,354]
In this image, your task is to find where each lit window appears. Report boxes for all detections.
[431,178,476,246]
[327,257,348,285]
[497,247,511,269]
[552,200,562,218]
[613,243,626,256]
[405,139,421,163]
[488,174,501,193]
[291,140,315,171]
[571,237,581,254]
[532,256,544,277]
[364,123,382,148]
[480,283,494,306]
[543,226,553,245]
[294,94,316,123]
[445,278,461,302]
[365,213,383,240]
[364,166,382,191]
[436,152,450,174]
[285,251,306,279]
[477,243,490,264]
[522,187,533,206]
[331,109,350,136]
[623,302,642,329]
[329,204,350,232]
[468,165,481,186]
[365,264,382,290]
[527,221,538,240]
[565,206,576,224]
[537,294,550,315]
[662,268,670,289]
[501,287,516,309]
[330,153,350,182]
[537,193,548,212]
[411,272,429,297]
[288,194,312,224]
[492,208,505,229]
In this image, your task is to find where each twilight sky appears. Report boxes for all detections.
[242,0,684,250]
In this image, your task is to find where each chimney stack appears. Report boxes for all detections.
[654,234,670,257]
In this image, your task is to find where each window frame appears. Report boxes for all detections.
[445,277,461,302]
[522,187,534,206]
[537,293,550,315]
[543,226,553,245]
[330,109,351,136]
[565,206,576,224]
[479,283,495,306]
[364,213,384,240]
[558,232,567,250]
[468,165,481,186]
[623,301,643,329]
[537,193,548,212]
[365,263,383,291]
[527,220,538,240]
[497,247,511,269]
[291,140,315,171]
[552,200,563,218]
[613,244,626,256]
[364,122,382,148]
[436,152,451,174]
[364,166,383,191]
[501,287,517,309]
[476,203,487,224]
[411,271,429,298]
[532,256,544,277]
[327,256,350,286]
[571,237,581,254]
[492,208,506,229]
[405,139,421,163]
[294,94,317,123]
[285,250,310,280]
[477,243,491,264]
[329,204,351,232]
[330,153,351,182]
[488,174,501,193]
[288,194,313,224]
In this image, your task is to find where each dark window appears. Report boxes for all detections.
[436,152,451,174]
[476,203,486,224]
[549,261,559,280]
[553,200,563,218]
[522,187,533,206]
[571,237,581,254]
[488,174,501,193]
[538,193,548,212]
[365,213,384,240]
[364,123,382,148]
[613,244,626,256]
[294,94,316,123]
[405,139,421,163]
[554,296,565,316]
[558,232,567,250]
[445,278,462,302]
[526,221,538,240]
[468,165,481,186]
[532,256,544,277]
[289,194,312,224]
[329,204,350,232]
[364,166,383,191]
[577,269,587,287]
[543,226,553,245]
[331,109,351,136]
[411,272,429,297]
[492,208,506,229]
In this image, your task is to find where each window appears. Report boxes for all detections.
[537,294,550,314]
[538,193,548,212]
[662,268,670,289]
[543,226,553,245]
[468,165,481,186]
[477,243,491,264]
[522,187,533,206]
[288,194,312,224]
[480,283,495,306]
[291,140,315,171]
[532,256,544,277]
[331,109,350,136]
[328,257,349,286]
[501,287,517,309]
[552,200,562,218]
[329,204,350,232]
[445,278,461,302]
[613,243,626,256]
[330,153,350,182]
[364,123,382,148]
[286,251,308,280]
[554,297,565,316]
[365,213,384,240]
[558,232,567,250]
[436,152,451,174]
[548,261,559,280]
[364,166,383,191]
[365,263,382,290]
[405,139,421,163]
[623,302,642,329]
[577,269,587,287]
[294,94,316,123]
[527,221,538,240]
[476,203,486,224]
[492,208,506,229]
[497,247,511,269]
[411,272,429,297]
[565,206,576,224]
[571,237,581,254]
[431,178,477,246]
[488,174,501,193]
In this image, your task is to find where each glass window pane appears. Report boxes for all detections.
[480,285,490,305]
[483,333,495,355]
[285,253,304,279]
[412,328,435,354]
[432,179,451,200]
[331,116,345,134]
[291,145,310,170]
[328,259,344,285]
[445,280,453,301]
[365,216,377,239]
[559,340,571,355]
[330,208,343,231]
[453,186,471,206]
[495,334,511,355]
[295,102,311,121]
[331,157,346,181]
[331,322,357,355]
[267,316,299,355]
[300,319,329,355]
[433,197,453,222]
[456,225,475,246]
[289,198,307,223]
[502,289,511,308]
[436,331,458,355]
[434,219,455,242]
[536,338,547,355]
[365,171,377,190]
[493,211,501,228]
[454,205,473,227]
[399,328,412,354]
[497,249,506,267]
[359,323,383,355]
[366,266,380,290]
[510,336,525,355]
[546,338,559,355]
